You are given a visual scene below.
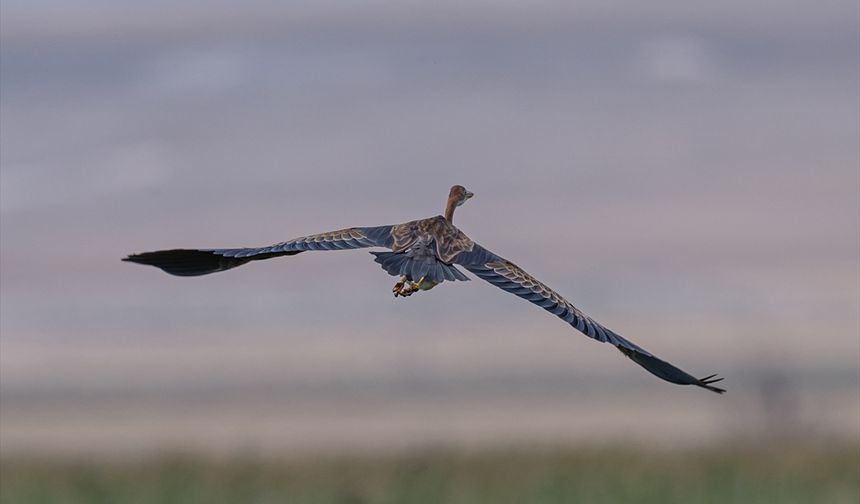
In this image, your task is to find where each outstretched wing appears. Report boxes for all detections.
[124,225,395,276]
[452,244,725,393]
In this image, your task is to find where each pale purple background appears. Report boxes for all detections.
[1,0,858,456]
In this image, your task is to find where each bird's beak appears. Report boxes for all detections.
[465,191,474,199]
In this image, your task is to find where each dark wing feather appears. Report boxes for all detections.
[121,249,295,276]
[124,225,394,276]
[453,244,725,394]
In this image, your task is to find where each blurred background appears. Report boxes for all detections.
[1,0,858,502]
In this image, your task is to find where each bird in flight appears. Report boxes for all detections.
[125,185,725,393]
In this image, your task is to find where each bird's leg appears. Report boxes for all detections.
[392,276,408,297]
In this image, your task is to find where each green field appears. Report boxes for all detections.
[2,444,858,504]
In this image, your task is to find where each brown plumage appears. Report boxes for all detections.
[444,184,474,223]
[124,185,725,394]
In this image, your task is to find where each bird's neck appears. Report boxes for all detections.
[444,196,457,223]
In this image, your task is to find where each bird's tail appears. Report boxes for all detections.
[371,251,469,283]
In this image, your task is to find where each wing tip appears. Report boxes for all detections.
[122,249,235,276]
[697,374,726,394]
[616,344,726,395]
[122,253,148,264]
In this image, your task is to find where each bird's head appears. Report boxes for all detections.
[448,185,475,207]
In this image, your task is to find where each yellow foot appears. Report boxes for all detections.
[395,276,425,298]
[392,276,408,297]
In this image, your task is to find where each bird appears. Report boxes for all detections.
[124,185,725,394]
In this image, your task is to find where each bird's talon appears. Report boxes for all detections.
[392,276,408,297]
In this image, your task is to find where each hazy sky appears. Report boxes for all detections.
[1,0,858,454]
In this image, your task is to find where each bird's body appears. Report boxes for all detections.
[375,215,473,288]
[125,185,725,394]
